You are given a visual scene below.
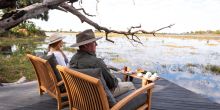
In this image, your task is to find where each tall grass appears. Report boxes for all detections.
[0,54,35,83]
[205,65,220,74]
[0,35,46,83]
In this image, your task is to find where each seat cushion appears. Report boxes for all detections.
[42,54,66,93]
[115,90,147,110]
[71,68,117,107]
[41,54,62,82]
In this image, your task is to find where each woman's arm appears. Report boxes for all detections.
[53,51,67,66]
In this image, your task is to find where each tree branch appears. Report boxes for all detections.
[0,0,70,32]
[75,8,95,17]
[153,24,175,32]
[0,3,49,32]
[0,0,174,44]
[60,3,174,43]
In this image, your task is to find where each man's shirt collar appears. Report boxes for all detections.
[77,50,96,56]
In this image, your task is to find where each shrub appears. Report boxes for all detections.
[205,65,220,74]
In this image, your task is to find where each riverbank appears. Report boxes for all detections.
[0,35,46,83]
[1,33,220,83]
[46,31,220,40]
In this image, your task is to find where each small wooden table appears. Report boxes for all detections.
[121,71,158,87]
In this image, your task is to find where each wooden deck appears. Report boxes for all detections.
[0,77,220,110]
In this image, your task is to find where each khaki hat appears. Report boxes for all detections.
[70,29,102,47]
[47,33,65,45]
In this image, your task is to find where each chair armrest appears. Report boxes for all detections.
[57,80,64,86]
[107,65,121,71]
[111,83,154,110]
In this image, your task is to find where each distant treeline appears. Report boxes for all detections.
[46,29,220,34]
[46,29,79,33]
[185,30,220,34]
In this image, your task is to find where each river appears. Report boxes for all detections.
[41,33,220,104]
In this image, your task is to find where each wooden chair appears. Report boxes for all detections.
[57,65,154,110]
[26,54,68,110]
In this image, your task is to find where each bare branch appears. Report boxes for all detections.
[75,8,95,17]
[133,34,141,41]
[0,0,174,44]
[128,24,141,33]
[138,24,175,36]
[125,35,135,46]
[131,34,143,44]
[60,3,174,44]
[105,32,114,43]
[153,24,175,33]
[56,6,68,12]
[127,25,142,43]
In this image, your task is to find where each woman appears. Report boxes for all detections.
[47,33,68,66]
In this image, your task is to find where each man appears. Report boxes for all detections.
[69,29,135,97]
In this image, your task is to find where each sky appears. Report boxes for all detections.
[31,0,220,33]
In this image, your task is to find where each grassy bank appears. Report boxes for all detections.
[46,31,220,40]
[205,65,220,74]
[0,54,35,83]
[0,35,46,83]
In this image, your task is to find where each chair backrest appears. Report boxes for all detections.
[27,54,60,97]
[57,65,109,110]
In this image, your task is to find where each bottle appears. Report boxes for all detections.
[124,66,128,72]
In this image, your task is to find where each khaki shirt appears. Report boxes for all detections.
[69,50,118,90]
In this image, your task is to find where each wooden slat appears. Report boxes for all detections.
[82,79,91,109]
[77,78,85,109]
[57,66,154,110]
[96,81,109,110]
[61,101,69,107]
[57,80,64,86]
[60,93,67,97]
[57,65,108,110]
[111,83,154,110]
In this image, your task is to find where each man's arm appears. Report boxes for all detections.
[107,65,121,71]
[95,59,118,90]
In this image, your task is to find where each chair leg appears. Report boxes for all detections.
[57,98,62,110]
[39,88,44,95]
[147,89,152,110]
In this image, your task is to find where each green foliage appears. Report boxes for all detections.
[35,11,49,21]
[0,54,36,83]
[205,65,220,74]
[16,0,41,8]
[11,21,45,36]
[215,30,220,34]
[63,46,77,52]
[189,30,220,34]
[0,36,46,83]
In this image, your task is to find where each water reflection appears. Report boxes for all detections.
[41,33,220,103]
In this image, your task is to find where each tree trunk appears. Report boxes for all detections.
[0,3,49,32]
[0,0,67,32]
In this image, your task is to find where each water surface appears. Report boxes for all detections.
[42,33,220,103]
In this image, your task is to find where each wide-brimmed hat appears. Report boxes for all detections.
[47,33,65,45]
[70,29,102,47]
